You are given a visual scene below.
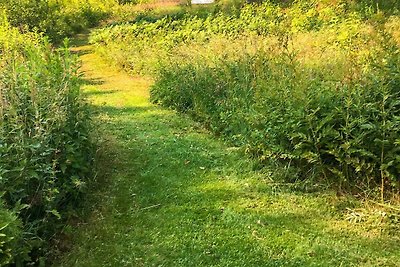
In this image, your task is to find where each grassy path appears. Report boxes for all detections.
[58,33,400,267]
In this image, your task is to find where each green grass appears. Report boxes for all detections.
[89,0,400,194]
[56,30,400,267]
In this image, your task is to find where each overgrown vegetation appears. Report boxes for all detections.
[0,0,121,43]
[90,0,400,198]
[0,200,24,266]
[58,24,400,266]
[1,0,399,265]
[0,11,93,266]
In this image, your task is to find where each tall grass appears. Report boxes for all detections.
[0,0,117,42]
[90,1,400,197]
[0,17,93,264]
[153,33,400,195]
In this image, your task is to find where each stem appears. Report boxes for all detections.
[380,91,386,203]
[380,150,384,203]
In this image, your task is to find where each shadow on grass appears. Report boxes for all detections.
[82,77,105,86]
[63,27,399,266]
[77,101,400,266]
[72,48,93,57]
[69,30,91,47]
[92,105,159,116]
[83,90,117,98]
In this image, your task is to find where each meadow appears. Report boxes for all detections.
[60,25,400,266]
[90,0,400,198]
[1,0,400,265]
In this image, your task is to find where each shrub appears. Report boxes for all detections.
[89,1,369,74]
[89,1,400,195]
[0,200,27,266]
[0,17,94,264]
[151,27,400,196]
[0,0,116,42]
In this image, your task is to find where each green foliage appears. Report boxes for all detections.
[57,30,400,266]
[90,1,400,196]
[0,0,116,42]
[0,18,94,264]
[151,32,400,195]
[0,200,27,266]
[89,1,367,74]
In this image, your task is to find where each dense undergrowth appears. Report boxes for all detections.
[0,0,118,43]
[1,0,399,265]
[0,8,96,267]
[0,0,147,43]
[0,0,155,264]
[90,0,400,198]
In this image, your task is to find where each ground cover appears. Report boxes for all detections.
[56,28,400,266]
[90,1,400,197]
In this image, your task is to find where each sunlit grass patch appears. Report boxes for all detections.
[57,2,400,266]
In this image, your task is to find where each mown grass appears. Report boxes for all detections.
[89,0,400,196]
[56,30,400,267]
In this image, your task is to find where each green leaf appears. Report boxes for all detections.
[47,209,61,220]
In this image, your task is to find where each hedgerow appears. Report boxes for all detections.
[0,0,116,42]
[0,16,94,264]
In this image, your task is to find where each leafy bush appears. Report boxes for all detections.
[151,28,400,197]
[0,0,116,42]
[89,1,400,196]
[0,200,27,266]
[0,17,94,264]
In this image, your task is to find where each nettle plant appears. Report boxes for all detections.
[0,18,94,263]
[149,7,400,197]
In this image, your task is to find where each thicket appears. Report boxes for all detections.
[90,1,400,197]
[0,16,93,264]
[0,0,116,42]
